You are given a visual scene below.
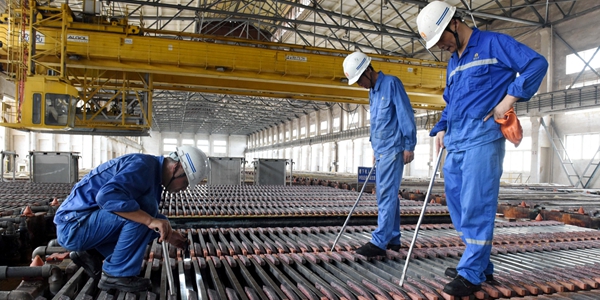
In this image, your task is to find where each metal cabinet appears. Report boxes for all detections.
[29,151,80,183]
[208,157,244,185]
[253,158,288,186]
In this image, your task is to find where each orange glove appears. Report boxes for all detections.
[495,107,523,147]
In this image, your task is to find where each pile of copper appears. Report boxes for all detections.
[0,182,73,216]
[27,220,600,300]
[160,185,448,217]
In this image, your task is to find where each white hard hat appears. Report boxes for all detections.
[416,1,456,49]
[343,51,372,85]
[175,145,209,188]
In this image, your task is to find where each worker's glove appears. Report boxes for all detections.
[495,107,523,147]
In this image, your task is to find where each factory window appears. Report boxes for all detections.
[348,115,358,129]
[320,120,328,131]
[300,127,306,138]
[32,93,41,124]
[568,78,600,89]
[163,138,177,154]
[45,94,69,126]
[503,137,532,173]
[214,140,227,154]
[565,133,600,160]
[197,140,209,153]
[566,47,600,75]
[309,124,316,136]
[182,139,194,146]
[292,129,297,139]
[412,133,432,171]
[333,117,340,132]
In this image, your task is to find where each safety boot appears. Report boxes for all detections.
[443,275,481,296]
[70,251,103,281]
[386,243,401,251]
[355,242,386,257]
[444,267,495,282]
[98,272,152,292]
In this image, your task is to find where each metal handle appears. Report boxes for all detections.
[330,163,376,252]
[399,148,445,287]
[161,240,176,296]
[155,228,176,296]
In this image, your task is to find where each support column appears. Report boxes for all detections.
[314,112,320,136]
[540,116,553,183]
[358,104,365,127]
[539,27,553,93]
[327,108,333,134]
[303,114,309,138]
[332,142,338,172]
[530,117,541,183]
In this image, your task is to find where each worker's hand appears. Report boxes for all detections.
[149,218,172,243]
[167,230,188,249]
[435,131,445,154]
[403,151,414,165]
[484,95,520,122]
[372,155,376,165]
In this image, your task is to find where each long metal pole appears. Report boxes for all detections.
[155,228,176,296]
[399,148,445,287]
[161,240,176,296]
[330,163,376,252]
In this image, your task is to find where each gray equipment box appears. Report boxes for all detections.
[208,157,243,185]
[29,151,79,183]
[254,158,287,185]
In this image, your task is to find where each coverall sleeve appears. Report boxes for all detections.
[429,86,450,137]
[429,108,448,137]
[492,35,548,102]
[392,79,417,151]
[95,163,153,213]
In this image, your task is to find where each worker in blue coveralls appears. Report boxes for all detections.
[54,146,209,292]
[342,51,417,258]
[417,1,548,297]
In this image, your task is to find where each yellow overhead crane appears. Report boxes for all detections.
[0,2,447,136]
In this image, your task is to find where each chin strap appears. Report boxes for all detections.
[444,20,462,51]
[363,68,375,88]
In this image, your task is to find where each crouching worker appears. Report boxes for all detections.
[54,146,209,292]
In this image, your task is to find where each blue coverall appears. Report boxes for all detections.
[369,71,417,250]
[430,28,548,284]
[54,154,164,277]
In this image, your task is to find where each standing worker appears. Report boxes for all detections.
[417,1,548,297]
[342,51,417,257]
[54,146,209,292]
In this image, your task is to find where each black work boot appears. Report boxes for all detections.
[355,242,386,257]
[98,272,152,292]
[70,251,103,281]
[443,275,482,296]
[386,243,401,251]
[445,267,495,282]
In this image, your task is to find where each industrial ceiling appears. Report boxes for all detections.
[6,0,599,135]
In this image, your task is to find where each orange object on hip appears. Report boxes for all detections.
[495,107,523,147]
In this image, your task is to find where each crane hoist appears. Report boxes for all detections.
[0,1,446,136]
